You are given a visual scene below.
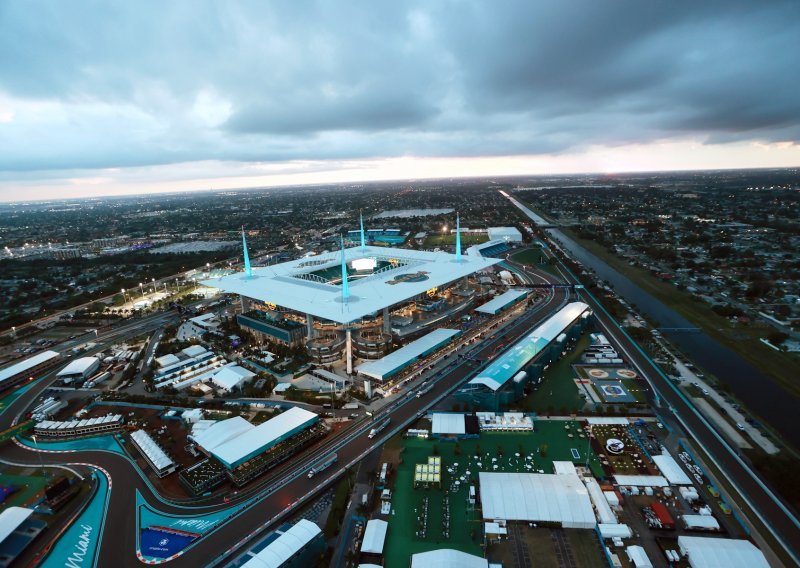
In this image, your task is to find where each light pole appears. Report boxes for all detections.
[151,278,156,293]
[32,435,46,478]
[121,288,128,305]
[139,282,144,299]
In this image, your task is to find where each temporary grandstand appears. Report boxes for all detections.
[191,407,319,469]
[241,519,324,568]
[131,429,177,477]
[0,506,46,567]
[33,414,124,439]
[356,328,461,382]
[457,302,591,409]
[475,289,530,315]
[478,472,596,528]
[0,350,61,393]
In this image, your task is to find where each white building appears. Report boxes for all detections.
[410,549,488,568]
[211,365,256,392]
[56,357,100,384]
[487,226,523,242]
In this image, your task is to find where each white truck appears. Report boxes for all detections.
[308,453,337,478]
[368,418,391,439]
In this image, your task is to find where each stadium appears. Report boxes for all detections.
[205,215,501,374]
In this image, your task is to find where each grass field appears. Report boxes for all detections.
[422,233,488,248]
[0,470,49,509]
[521,333,590,414]
[510,247,562,277]
[384,424,604,567]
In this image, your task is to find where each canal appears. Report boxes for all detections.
[506,192,800,450]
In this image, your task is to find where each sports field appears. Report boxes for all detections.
[383,422,603,567]
[422,234,488,247]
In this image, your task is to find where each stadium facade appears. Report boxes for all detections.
[205,214,501,373]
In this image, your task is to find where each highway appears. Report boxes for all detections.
[0,269,569,566]
[504,191,800,566]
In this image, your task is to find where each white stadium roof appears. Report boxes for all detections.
[356,328,460,381]
[360,519,388,554]
[410,549,488,568]
[678,536,769,568]
[478,472,596,528]
[203,245,500,324]
[653,454,692,485]
[242,519,322,568]
[0,350,60,384]
[432,413,466,435]
[0,507,33,545]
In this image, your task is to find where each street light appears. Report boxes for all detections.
[139,282,144,298]
[152,277,156,293]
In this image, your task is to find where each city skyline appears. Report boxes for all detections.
[1,1,799,201]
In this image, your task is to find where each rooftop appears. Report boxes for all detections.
[467,302,589,391]
[678,536,769,568]
[241,519,322,568]
[0,351,60,384]
[203,245,500,324]
[475,289,529,315]
[56,356,99,377]
[356,328,460,381]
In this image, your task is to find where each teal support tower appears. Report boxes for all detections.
[242,227,252,278]
[340,236,350,302]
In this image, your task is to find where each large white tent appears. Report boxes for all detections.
[478,472,595,528]
[678,536,769,568]
[360,519,388,555]
[410,549,488,568]
[653,454,692,485]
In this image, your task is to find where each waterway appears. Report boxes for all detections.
[506,194,800,450]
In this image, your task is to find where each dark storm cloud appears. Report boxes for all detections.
[0,0,798,174]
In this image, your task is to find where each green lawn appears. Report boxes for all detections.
[384,425,604,567]
[521,334,590,414]
[510,248,547,265]
[0,471,49,509]
[423,234,489,248]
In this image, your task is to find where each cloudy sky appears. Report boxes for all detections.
[1,1,798,201]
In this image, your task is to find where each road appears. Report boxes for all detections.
[505,191,800,566]
[0,273,568,566]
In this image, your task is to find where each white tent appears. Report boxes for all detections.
[584,478,617,524]
[598,524,632,539]
[678,536,769,568]
[626,545,653,568]
[681,515,720,531]
[432,413,466,435]
[411,549,488,568]
[614,475,669,487]
[241,519,321,568]
[478,472,595,529]
[360,519,388,555]
[653,454,692,485]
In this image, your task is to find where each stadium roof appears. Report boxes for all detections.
[678,536,769,568]
[203,245,500,324]
[478,472,595,528]
[410,549,488,568]
[194,407,318,468]
[356,328,460,381]
[653,454,692,485]
[56,356,99,377]
[360,519,388,554]
[242,519,322,568]
[475,289,529,315]
[0,351,60,385]
[468,302,590,391]
[432,413,466,435]
[0,507,33,545]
